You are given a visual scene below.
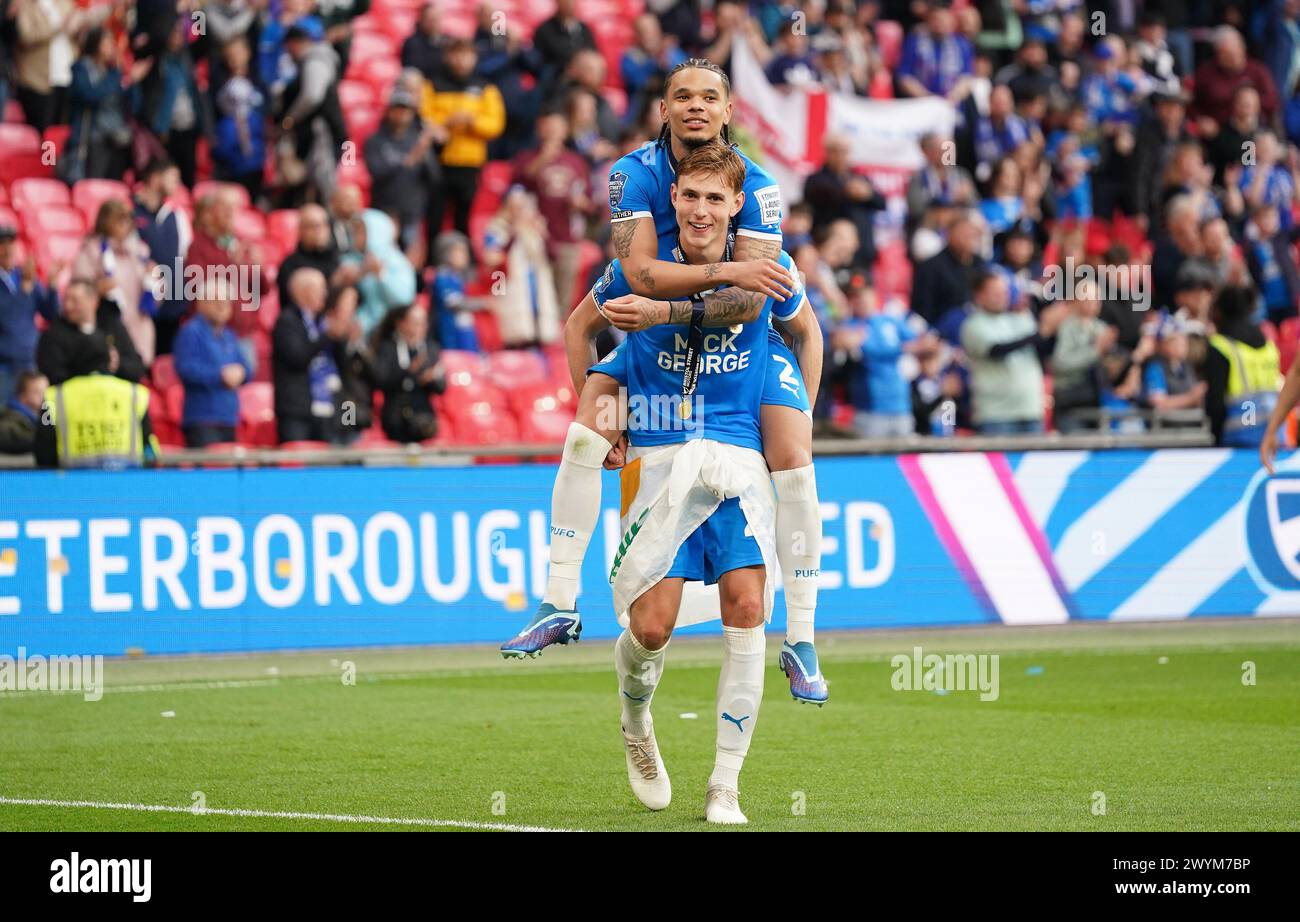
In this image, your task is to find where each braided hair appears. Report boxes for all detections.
[658,58,733,148]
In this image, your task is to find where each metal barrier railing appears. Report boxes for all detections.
[0,427,1214,470]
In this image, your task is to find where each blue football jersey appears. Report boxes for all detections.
[607,140,784,247]
[591,247,804,452]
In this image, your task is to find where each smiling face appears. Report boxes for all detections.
[661,65,732,150]
[671,170,743,254]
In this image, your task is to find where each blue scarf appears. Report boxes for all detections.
[301,309,340,417]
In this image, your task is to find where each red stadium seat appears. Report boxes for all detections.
[3,99,25,123]
[508,380,578,417]
[0,150,52,182]
[150,354,180,392]
[360,57,403,96]
[0,123,41,156]
[446,400,519,445]
[444,379,509,412]
[266,209,299,249]
[439,349,485,387]
[165,386,186,425]
[335,158,371,200]
[518,408,576,444]
[338,79,377,111]
[235,209,266,241]
[10,177,69,212]
[71,179,131,227]
[478,160,514,201]
[237,381,277,446]
[0,205,18,233]
[349,32,399,63]
[487,348,549,388]
[344,104,382,143]
[24,204,85,237]
[36,233,84,272]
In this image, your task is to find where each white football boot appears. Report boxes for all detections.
[622,724,671,811]
[705,784,748,825]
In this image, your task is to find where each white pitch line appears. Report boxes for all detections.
[0,796,580,833]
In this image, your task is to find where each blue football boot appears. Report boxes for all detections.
[500,603,581,658]
[779,640,829,705]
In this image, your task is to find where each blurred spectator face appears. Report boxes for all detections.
[103,206,133,243]
[288,269,328,313]
[93,30,118,66]
[847,284,876,317]
[147,164,180,199]
[447,43,477,80]
[569,50,606,92]
[1256,131,1282,165]
[536,111,568,146]
[927,7,955,37]
[821,219,859,267]
[991,158,1022,196]
[397,305,429,344]
[1232,86,1261,125]
[823,135,851,173]
[439,236,471,270]
[1058,14,1084,48]
[1155,96,1186,130]
[975,275,1009,313]
[779,27,808,57]
[1021,41,1048,70]
[920,134,947,167]
[1161,330,1189,363]
[556,0,578,18]
[1202,218,1231,256]
[948,217,982,259]
[793,241,821,277]
[1073,280,1100,317]
[634,13,662,52]
[418,5,440,36]
[298,205,331,251]
[1004,234,1034,268]
[332,185,363,221]
[63,282,98,327]
[956,7,981,39]
[196,287,234,329]
[566,90,598,131]
[662,66,733,150]
[1255,207,1281,238]
[385,100,415,133]
[215,191,239,236]
[1175,283,1214,319]
[18,374,47,414]
[715,1,743,31]
[1138,19,1166,45]
[0,235,14,269]
[1214,29,1247,72]
[785,206,813,238]
[166,21,187,54]
[222,36,251,75]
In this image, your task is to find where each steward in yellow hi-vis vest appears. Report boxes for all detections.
[39,374,161,469]
[1208,333,1280,447]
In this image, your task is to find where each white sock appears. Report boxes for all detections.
[772,465,821,645]
[616,629,665,738]
[543,423,613,610]
[710,625,765,790]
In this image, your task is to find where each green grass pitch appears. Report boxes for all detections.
[1,618,1296,831]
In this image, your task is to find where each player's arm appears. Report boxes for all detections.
[563,289,610,395]
[603,235,794,330]
[1261,351,1300,473]
[777,295,823,408]
[614,215,795,302]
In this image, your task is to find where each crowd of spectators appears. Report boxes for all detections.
[0,0,1298,463]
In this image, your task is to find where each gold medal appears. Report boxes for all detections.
[680,399,693,420]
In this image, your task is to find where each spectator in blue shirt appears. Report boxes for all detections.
[1245,204,1300,322]
[432,230,482,352]
[897,4,974,102]
[0,225,60,403]
[621,14,686,102]
[838,285,937,438]
[1239,130,1299,232]
[173,281,252,447]
[972,85,1033,179]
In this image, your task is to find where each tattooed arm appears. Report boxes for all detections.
[613,216,795,301]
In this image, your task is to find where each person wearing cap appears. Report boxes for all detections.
[363,84,445,257]
[274,17,346,206]
[1142,315,1206,417]
[420,37,505,248]
[0,225,60,404]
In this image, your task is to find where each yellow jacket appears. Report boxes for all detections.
[420,76,506,169]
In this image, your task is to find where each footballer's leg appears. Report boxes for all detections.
[500,371,624,658]
[618,574,683,811]
[708,560,767,825]
[762,368,829,705]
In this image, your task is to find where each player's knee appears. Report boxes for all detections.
[633,622,673,651]
[720,588,764,629]
[765,443,812,472]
